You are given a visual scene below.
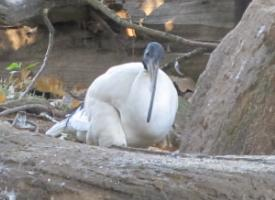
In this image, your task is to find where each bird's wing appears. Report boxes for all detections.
[69,107,89,131]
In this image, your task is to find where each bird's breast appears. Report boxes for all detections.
[120,70,178,146]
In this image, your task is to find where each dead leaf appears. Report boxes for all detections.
[0,88,6,103]
[35,75,65,97]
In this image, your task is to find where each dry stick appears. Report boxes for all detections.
[85,0,218,50]
[39,112,58,123]
[161,47,208,72]
[176,48,208,61]
[19,8,55,99]
[0,104,50,117]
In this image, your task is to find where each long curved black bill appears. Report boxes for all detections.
[147,66,158,123]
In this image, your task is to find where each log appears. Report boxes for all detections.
[0,122,274,200]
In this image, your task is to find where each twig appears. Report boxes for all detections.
[19,8,55,99]
[176,48,208,61]
[0,104,51,117]
[39,112,58,123]
[85,0,218,50]
[162,48,208,72]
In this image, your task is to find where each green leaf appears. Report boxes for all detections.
[25,62,39,70]
[6,62,22,71]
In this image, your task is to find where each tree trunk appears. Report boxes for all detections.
[0,122,274,200]
[180,0,275,154]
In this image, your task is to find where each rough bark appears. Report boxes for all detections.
[0,122,275,200]
[180,0,275,154]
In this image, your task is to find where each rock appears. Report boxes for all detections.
[180,0,275,155]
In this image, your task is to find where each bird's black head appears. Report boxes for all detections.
[142,42,165,123]
[142,42,165,70]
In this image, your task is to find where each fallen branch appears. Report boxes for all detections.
[20,8,55,99]
[0,104,51,117]
[86,0,218,50]
[0,96,67,118]
[0,103,66,118]
[1,96,49,108]
[0,123,274,199]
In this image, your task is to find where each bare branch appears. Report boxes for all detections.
[85,0,218,50]
[19,8,55,99]
[162,48,208,73]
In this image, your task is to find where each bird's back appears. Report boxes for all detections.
[84,62,143,119]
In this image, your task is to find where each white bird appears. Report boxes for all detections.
[84,42,178,147]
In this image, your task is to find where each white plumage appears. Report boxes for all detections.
[84,42,178,147]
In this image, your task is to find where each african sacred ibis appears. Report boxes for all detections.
[84,42,178,147]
